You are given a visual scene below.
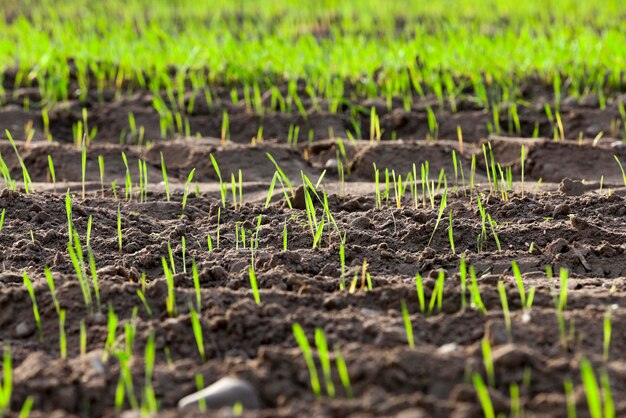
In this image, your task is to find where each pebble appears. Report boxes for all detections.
[178,377,260,410]
[611,141,624,150]
[16,321,35,338]
[396,408,427,418]
[91,312,107,325]
[325,158,338,168]
[436,343,458,355]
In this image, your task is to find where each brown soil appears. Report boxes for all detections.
[2,80,626,145]
[2,103,626,418]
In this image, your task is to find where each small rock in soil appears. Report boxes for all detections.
[15,321,35,338]
[177,376,260,410]
[396,407,428,418]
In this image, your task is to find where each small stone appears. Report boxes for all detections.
[611,141,624,150]
[91,312,107,325]
[396,407,427,418]
[436,343,458,355]
[178,377,260,410]
[350,216,371,229]
[16,321,35,338]
[325,158,338,168]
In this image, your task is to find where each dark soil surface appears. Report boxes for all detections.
[2,96,626,418]
[2,78,626,145]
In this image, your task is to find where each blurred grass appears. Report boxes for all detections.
[1,0,625,105]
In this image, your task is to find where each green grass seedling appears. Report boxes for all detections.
[0,345,12,415]
[207,234,213,252]
[216,207,221,249]
[88,250,101,312]
[142,333,158,414]
[498,281,512,342]
[249,265,261,305]
[182,168,196,213]
[604,308,612,361]
[265,173,278,208]
[221,110,229,145]
[521,145,526,197]
[339,244,346,290]
[181,236,187,274]
[117,204,122,253]
[428,271,445,315]
[195,374,206,412]
[48,155,56,192]
[469,266,487,313]
[448,211,455,254]
[162,257,177,317]
[65,190,73,242]
[0,208,5,232]
[614,155,626,187]
[559,268,569,311]
[482,338,496,387]
[315,328,335,398]
[102,304,118,362]
[563,378,577,418]
[459,257,467,309]
[487,214,502,251]
[80,320,86,358]
[121,152,132,201]
[580,358,602,418]
[292,323,321,398]
[160,152,170,202]
[334,345,353,398]
[86,215,93,248]
[59,309,67,359]
[192,261,201,312]
[81,136,87,199]
[136,289,153,319]
[400,299,415,348]
[6,130,33,194]
[266,153,294,198]
[512,261,536,310]
[600,369,615,418]
[167,242,176,275]
[427,190,447,247]
[18,396,33,418]
[23,272,43,342]
[510,383,520,418]
[210,154,227,207]
[190,307,206,362]
[472,373,495,418]
[44,267,61,315]
[98,155,105,197]
[512,261,526,307]
[415,273,425,313]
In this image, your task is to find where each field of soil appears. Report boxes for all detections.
[2,86,626,418]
